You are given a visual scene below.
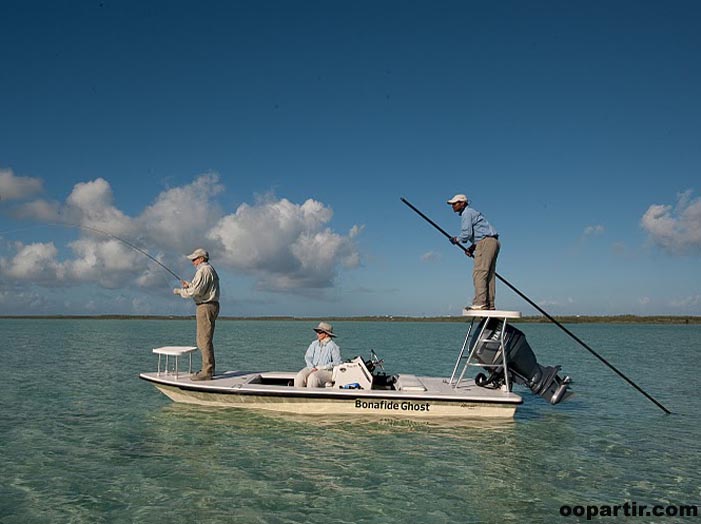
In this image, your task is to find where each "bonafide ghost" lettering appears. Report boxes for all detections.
[354,399,430,412]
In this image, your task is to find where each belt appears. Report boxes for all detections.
[196,301,219,306]
[481,235,499,240]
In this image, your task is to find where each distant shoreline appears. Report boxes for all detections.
[1,314,699,324]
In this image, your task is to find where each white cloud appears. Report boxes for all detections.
[138,173,224,253]
[14,176,134,236]
[0,288,48,310]
[62,238,144,288]
[13,199,62,222]
[3,174,362,294]
[420,251,440,262]
[537,298,560,307]
[0,242,65,283]
[670,295,701,308]
[0,168,43,201]
[583,225,605,236]
[641,190,701,254]
[66,178,135,235]
[349,224,364,239]
[208,196,360,290]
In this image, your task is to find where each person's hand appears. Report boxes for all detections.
[173,288,180,295]
[450,236,460,245]
[466,245,475,258]
[181,280,190,288]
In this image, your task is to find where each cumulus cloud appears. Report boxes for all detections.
[62,238,145,288]
[0,242,65,283]
[0,168,43,201]
[641,190,701,254]
[66,178,135,235]
[670,295,701,308]
[208,197,361,290]
[0,288,48,311]
[13,199,62,222]
[2,173,362,294]
[583,225,605,236]
[138,173,224,252]
[14,176,135,236]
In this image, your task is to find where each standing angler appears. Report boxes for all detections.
[173,248,220,380]
[447,194,500,311]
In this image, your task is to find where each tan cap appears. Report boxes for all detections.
[186,248,209,260]
[447,194,468,204]
[313,321,336,337]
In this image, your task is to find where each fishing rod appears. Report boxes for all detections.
[400,196,672,415]
[72,223,184,282]
[2,222,184,282]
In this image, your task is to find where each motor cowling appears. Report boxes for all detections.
[470,318,572,404]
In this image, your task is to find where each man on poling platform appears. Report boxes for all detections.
[447,194,500,311]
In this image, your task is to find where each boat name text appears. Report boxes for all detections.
[354,399,430,412]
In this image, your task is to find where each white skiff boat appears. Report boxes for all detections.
[140,310,572,421]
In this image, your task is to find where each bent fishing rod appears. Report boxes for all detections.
[74,223,184,282]
[400,196,671,415]
[4,222,185,282]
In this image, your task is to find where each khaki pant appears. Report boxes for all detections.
[473,237,500,309]
[196,302,220,376]
[294,368,333,388]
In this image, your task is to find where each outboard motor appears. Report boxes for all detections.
[470,318,572,404]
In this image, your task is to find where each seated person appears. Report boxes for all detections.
[294,322,342,388]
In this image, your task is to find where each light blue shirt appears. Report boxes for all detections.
[304,338,342,370]
[458,206,498,244]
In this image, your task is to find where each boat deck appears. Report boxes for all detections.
[139,370,522,404]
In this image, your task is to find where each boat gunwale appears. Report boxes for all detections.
[139,372,523,405]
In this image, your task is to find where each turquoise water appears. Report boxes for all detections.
[1,319,699,523]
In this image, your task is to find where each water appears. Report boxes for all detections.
[1,319,699,523]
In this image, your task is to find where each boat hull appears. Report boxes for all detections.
[140,371,521,420]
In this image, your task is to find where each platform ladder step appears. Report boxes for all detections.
[449,311,520,391]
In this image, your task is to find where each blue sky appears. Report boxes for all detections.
[1,0,699,317]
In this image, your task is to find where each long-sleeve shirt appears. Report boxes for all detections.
[304,338,342,370]
[458,206,498,244]
[175,262,220,305]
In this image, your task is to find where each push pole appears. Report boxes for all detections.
[400,197,671,414]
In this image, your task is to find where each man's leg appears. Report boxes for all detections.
[307,369,333,388]
[196,303,219,377]
[473,237,499,308]
[486,239,500,309]
[294,367,312,387]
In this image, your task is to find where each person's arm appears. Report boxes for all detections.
[330,343,342,367]
[176,266,213,299]
[458,209,476,243]
[304,341,316,369]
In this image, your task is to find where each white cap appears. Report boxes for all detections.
[186,248,209,260]
[447,194,468,204]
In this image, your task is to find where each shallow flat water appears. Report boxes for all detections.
[1,319,699,523]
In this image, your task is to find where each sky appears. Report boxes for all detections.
[0,0,700,317]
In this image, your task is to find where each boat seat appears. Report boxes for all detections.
[153,346,197,379]
[395,374,427,392]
